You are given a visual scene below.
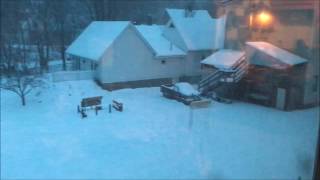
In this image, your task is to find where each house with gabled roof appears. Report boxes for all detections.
[162,8,227,79]
[66,9,226,90]
[135,25,186,58]
[65,8,311,110]
[163,8,226,51]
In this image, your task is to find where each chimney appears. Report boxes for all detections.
[184,3,194,17]
[146,14,152,25]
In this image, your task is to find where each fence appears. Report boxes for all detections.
[47,62,75,73]
[51,70,95,82]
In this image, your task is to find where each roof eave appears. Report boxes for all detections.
[188,48,214,52]
[66,52,99,61]
[131,24,157,55]
[155,54,186,59]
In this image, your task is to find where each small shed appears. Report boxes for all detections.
[243,42,308,110]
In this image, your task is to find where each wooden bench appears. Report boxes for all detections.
[112,100,123,112]
[78,96,103,118]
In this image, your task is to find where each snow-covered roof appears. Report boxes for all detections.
[66,21,130,61]
[135,25,186,58]
[201,50,245,71]
[246,42,308,65]
[165,9,226,51]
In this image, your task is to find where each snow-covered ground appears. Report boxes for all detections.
[1,80,319,179]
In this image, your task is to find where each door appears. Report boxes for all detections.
[276,88,286,110]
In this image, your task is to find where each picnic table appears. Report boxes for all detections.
[78,96,103,118]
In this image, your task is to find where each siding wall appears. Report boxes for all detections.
[97,25,186,84]
[52,70,94,82]
[185,50,213,76]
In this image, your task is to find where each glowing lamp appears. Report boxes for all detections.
[256,11,273,27]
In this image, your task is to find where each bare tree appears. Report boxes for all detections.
[93,0,106,20]
[28,0,53,73]
[51,1,68,70]
[82,0,105,21]
[82,0,116,21]
[1,67,43,106]
[1,0,30,74]
[0,38,16,74]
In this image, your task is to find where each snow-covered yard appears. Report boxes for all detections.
[1,80,319,179]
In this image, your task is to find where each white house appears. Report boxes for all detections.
[66,9,226,90]
[162,9,227,80]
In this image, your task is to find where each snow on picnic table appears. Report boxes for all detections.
[174,82,200,96]
[1,80,319,179]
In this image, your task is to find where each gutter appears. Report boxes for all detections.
[155,54,186,59]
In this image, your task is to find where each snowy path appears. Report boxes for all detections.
[1,80,319,179]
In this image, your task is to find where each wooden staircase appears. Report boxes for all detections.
[198,56,249,95]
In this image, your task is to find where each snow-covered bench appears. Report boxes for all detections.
[112,100,123,112]
[78,96,103,118]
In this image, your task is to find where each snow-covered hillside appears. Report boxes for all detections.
[1,80,319,179]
